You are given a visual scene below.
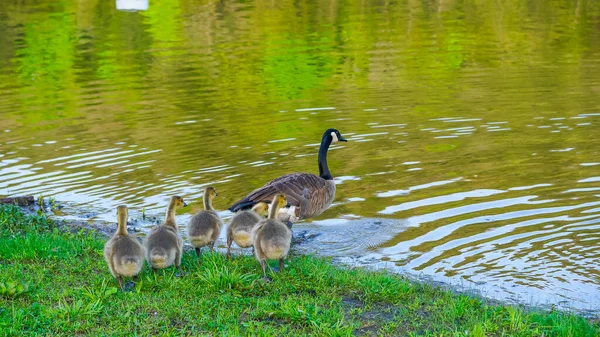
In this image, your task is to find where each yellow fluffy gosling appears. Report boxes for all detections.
[103,206,144,288]
[252,194,292,281]
[143,196,186,270]
[226,202,269,258]
[188,186,223,257]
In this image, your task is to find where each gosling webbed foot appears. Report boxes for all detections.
[174,268,187,278]
[271,260,286,273]
[122,281,136,291]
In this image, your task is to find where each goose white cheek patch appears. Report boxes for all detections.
[331,132,339,142]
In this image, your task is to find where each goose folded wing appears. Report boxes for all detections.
[230,173,326,211]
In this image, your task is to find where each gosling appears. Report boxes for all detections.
[103,206,144,288]
[253,194,292,281]
[188,186,223,257]
[226,202,269,258]
[143,196,186,270]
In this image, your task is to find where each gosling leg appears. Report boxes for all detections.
[279,259,285,272]
[175,250,182,268]
[195,247,201,257]
[226,236,232,258]
[261,259,270,282]
[117,275,123,289]
[209,241,215,252]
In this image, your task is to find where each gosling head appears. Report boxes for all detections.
[272,194,288,210]
[251,202,269,217]
[169,195,188,210]
[115,205,129,234]
[116,205,128,217]
[204,186,219,199]
[324,128,347,143]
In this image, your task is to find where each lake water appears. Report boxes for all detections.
[1,0,600,314]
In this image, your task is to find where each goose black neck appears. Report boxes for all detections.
[318,134,333,180]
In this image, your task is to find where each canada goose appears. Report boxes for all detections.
[253,194,292,281]
[226,202,269,258]
[188,186,223,257]
[143,196,187,270]
[103,206,144,288]
[229,128,347,224]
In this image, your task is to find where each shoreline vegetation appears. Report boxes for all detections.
[1,204,598,336]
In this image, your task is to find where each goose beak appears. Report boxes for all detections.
[286,202,291,208]
[183,202,188,207]
[339,136,347,142]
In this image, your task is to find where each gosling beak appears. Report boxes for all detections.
[215,192,219,196]
[183,202,188,207]
[286,202,291,208]
[339,135,347,142]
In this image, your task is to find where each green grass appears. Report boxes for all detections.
[0,205,598,336]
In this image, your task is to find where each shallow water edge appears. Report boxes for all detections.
[22,199,599,319]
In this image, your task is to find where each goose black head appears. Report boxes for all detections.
[323,128,347,143]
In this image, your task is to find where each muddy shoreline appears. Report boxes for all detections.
[5,197,597,320]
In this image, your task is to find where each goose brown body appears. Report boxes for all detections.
[229,128,346,221]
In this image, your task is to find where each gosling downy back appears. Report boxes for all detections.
[254,194,292,261]
[103,205,144,287]
[143,196,186,269]
[188,186,223,254]
[226,202,268,255]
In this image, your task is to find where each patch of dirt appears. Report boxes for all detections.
[55,219,112,238]
[341,295,400,336]
[342,296,365,309]
[353,323,380,336]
